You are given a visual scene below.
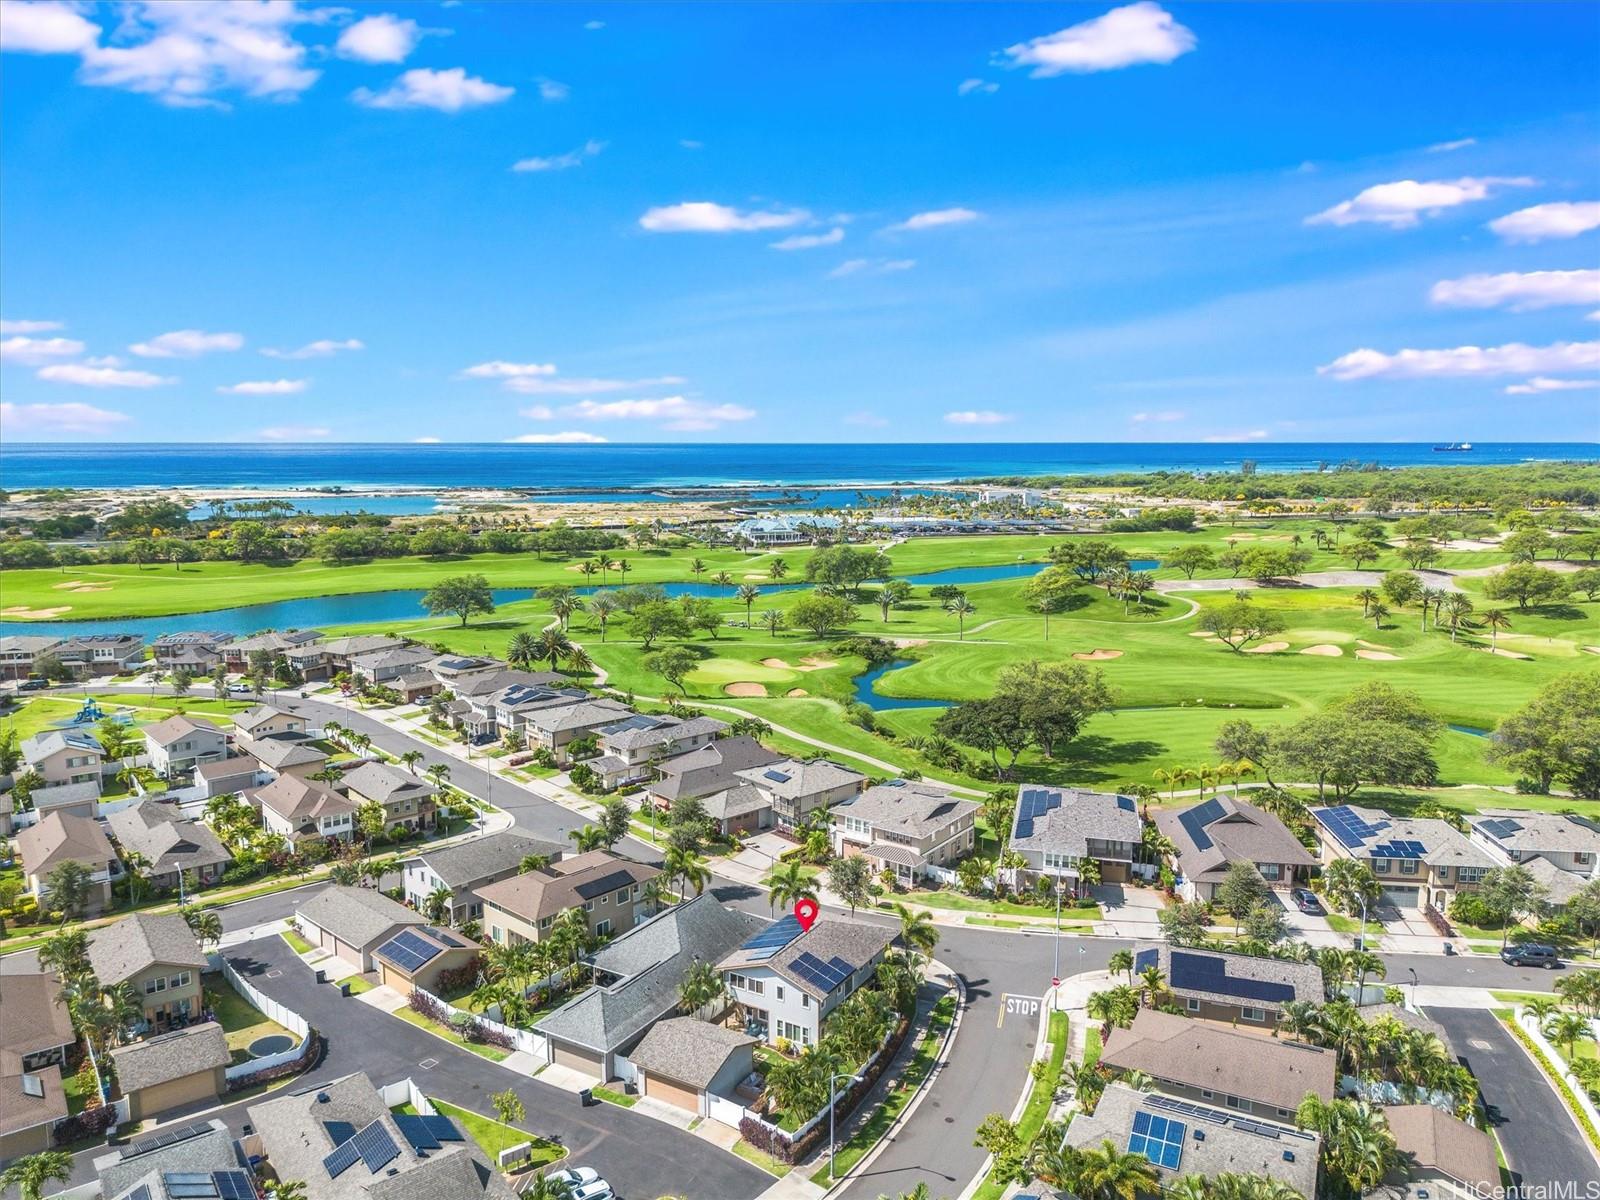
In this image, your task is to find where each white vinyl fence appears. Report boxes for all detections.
[218,956,311,1080]
[415,986,548,1058]
[378,1078,437,1115]
[707,1094,754,1128]
[1517,1006,1600,1133]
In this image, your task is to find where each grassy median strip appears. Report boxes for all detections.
[971,1009,1069,1200]
[806,994,957,1187]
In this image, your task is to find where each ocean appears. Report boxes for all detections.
[0,442,1592,491]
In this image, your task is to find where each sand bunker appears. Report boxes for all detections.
[786,688,809,697]
[798,657,838,670]
[1584,646,1600,656]
[1243,642,1290,654]
[69,584,109,592]
[723,682,768,697]
[760,658,794,670]
[1301,644,1343,656]
[51,580,88,590]
[744,573,767,580]
[1,606,70,618]
[1486,647,1532,659]
[891,638,928,648]
[1355,649,1400,661]
[1356,639,1385,650]
[1073,649,1124,661]
[1188,631,1216,638]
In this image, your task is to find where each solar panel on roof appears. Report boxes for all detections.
[1170,950,1295,1003]
[124,1186,153,1200]
[121,1124,211,1160]
[1015,817,1034,839]
[163,1174,218,1199]
[394,1114,441,1152]
[422,1114,463,1141]
[1130,1111,1186,1170]
[212,1172,255,1200]
[1116,795,1136,813]
[791,951,849,992]
[575,869,635,900]
[1178,798,1224,851]
[378,929,445,973]
[741,914,803,960]
[763,769,792,783]
[1133,948,1159,974]
[324,1120,356,1146]
[351,1120,400,1173]
[323,1140,360,1180]
[20,1074,43,1098]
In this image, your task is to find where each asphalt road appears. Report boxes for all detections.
[1427,1007,1600,1194]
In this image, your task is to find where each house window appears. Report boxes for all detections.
[1399,860,1419,876]
[600,895,609,905]
[491,926,504,943]
[596,920,611,936]
[1373,859,1391,874]
[801,994,810,1008]
[1577,853,1593,866]
[776,985,785,1002]
[583,901,593,912]
[1258,863,1281,880]
[1458,867,1487,884]
[1241,1006,1266,1022]
[1224,1096,1252,1112]
[1200,1090,1213,1100]
[616,889,630,903]
[145,977,166,994]
[1185,998,1200,1012]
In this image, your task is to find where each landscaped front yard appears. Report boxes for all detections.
[206,979,295,1065]
[428,1098,565,1168]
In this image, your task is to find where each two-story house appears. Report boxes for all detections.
[86,913,208,1033]
[1154,795,1317,902]
[106,799,232,892]
[1008,786,1142,889]
[593,713,729,789]
[401,829,565,924]
[141,714,229,779]
[1471,812,1600,910]
[0,635,62,681]
[318,634,408,677]
[480,850,661,946]
[246,735,328,780]
[1311,804,1497,913]
[232,704,307,745]
[716,915,896,1047]
[150,631,233,672]
[53,635,146,678]
[21,730,106,791]
[223,629,323,671]
[734,757,867,833]
[831,780,980,887]
[520,698,635,764]
[451,674,583,742]
[17,812,120,914]
[646,736,783,812]
[347,643,437,684]
[339,760,437,833]
[251,775,355,842]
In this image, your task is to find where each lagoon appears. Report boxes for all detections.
[851,660,948,712]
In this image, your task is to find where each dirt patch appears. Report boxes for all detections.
[760,658,794,670]
[798,657,838,671]
[1300,644,1343,656]
[723,682,768,697]
[1187,630,1216,639]
[1485,647,1533,659]
[1355,649,1401,661]
[785,688,809,698]
[1243,641,1290,654]
[1,606,71,618]
[1072,648,1124,661]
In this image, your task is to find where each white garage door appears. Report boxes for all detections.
[1381,885,1420,910]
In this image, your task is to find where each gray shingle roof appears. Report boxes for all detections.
[1155,795,1317,883]
[521,699,633,735]
[406,830,566,890]
[22,729,104,762]
[720,916,895,998]
[141,714,224,747]
[599,714,728,752]
[628,1017,755,1090]
[1009,787,1141,858]
[93,1118,240,1200]
[248,737,327,771]
[477,851,658,923]
[109,1023,229,1093]
[0,972,75,1058]
[0,1068,67,1137]
[836,780,980,840]
[88,912,207,985]
[233,704,297,734]
[534,895,765,1052]
[702,784,771,823]
[250,774,353,824]
[734,757,866,799]
[1311,804,1497,870]
[106,800,233,875]
[295,885,422,949]
[650,736,782,803]
[1132,942,1323,1010]
[30,781,102,811]
[340,760,434,806]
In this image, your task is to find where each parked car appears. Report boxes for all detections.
[1291,888,1323,915]
[18,678,50,691]
[1501,943,1562,969]
[545,1168,613,1199]
[228,683,253,694]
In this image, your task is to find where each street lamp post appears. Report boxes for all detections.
[1408,967,1419,1007]
[828,1071,864,1180]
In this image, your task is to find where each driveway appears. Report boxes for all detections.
[226,934,767,1200]
[1426,1007,1600,1193]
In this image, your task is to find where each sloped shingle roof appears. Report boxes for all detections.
[88,912,206,985]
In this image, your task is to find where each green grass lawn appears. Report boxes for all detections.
[887,891,1102,920]
[427,1098,565,1168]
[391,1006,513,1060]
[591,1085,637,1108]
[281,929,314,954]
[206,979,295,1064]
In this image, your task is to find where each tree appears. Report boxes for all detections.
[490,1087,525,1131]
[935,695,1031,779]
[424,762,451,790]
[1545,1010,1591,1060]
[1052,540,1128,584]
[678,956,727,1014]
[1273,690,1439,801]
[1213,862,1269,931]
[44,861,91,921]
[1163,545,1216,581]
[944,594,977,640]
[356,800,386,850]
[972,1115,1029,1189]
[790,593,858,638]
[1068,1138,1161,1200]
[1481,865,1547,948]
[1023,566,1081,638]
[1295,1095,1398,1195]
[829,855,875,915]
[764,862,818,913]
[31,652,71,683]
[1199,601,1286,653]
[400,749,424,774]
[507,631,540,669]
[1483,563,1570,609]
[1380,570,1422,612]
[1241,903,1291,946]
[422,574,495,625]
[876,579,913,623]
[645,646,699,696]
[895,901,939,963]
[628,600,692,650]
[664,845,710,897]
[0,1151,73,1200]
[599,795,631,847]
[760,608,786,637]
[992,659,1114,759]
[183,906,223,953]
[1157,901,1211,946]
[734,582,763,625]
[1480,607,1512,652]
[1488,672,1600,796]
[1571,566,1600,602]
[1323,857,1381,917]
[423,883,453,924]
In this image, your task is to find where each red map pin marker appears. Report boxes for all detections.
[795,897,819,932]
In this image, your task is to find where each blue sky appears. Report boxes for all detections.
[1,0,1597,445]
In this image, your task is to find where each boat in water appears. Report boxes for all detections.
[1432,442,1474,452]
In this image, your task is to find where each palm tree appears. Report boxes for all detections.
[0,1151,73,1200]
[761,608,785,637]
[183,906,223,954]
[399,750,424,774]
[614,557,631,583]
[1153,765,1194,800]
[1546,1010,1591,1060]
[678,957,727,1014]
[1278,999,1321,1043]
[507,632,540,669]
[578,560,599,584]
[121,849,151,907]
[1073,1138,1160,1200]
[688,557,707,582]
[945,595,976,640]
[736,583,762,624]
[712,570,735,593]
[665,845,710,897]
[265,1182,309,1200]
[768,557,789,580]
[1108,948,1134,985]
[424,763,451,790]
[894,902,939,964]
[587,591,618,641]
[519,853,552,874]
[1368,601,1389,629]
[423,883,453,924]
[1443,592,1474,642]
[1136,964,1165,1004]
[568,825,608,853]
[1481,607,1511,652]
[764,862,818,914]
[536,627,575,672]
[1354,588,1379,618]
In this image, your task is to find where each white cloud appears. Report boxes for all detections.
[1130,410,1186,423]
[564,395,756,431]
[1202,429,1269,443]
[354,67,514,112]
[1489,201,1600,243]
[336,13,421,63]
[944,410,1012,425]
[1430,269,1600,312]
[1319,339,1600,380]
[506,431,608,444]
[1504,377,1600,395]
[519,405,554,420]
[258,425,332,440]
[1001,2,1196,77]
[0,1,99,54]
[0,401,130,434]
[770,228,845,251]
[260,337,364,359]
[129,329,243,358]
[887,207,981,233]
[73,1,324,108]
[0,318,64,334]
[537,77,569,101]
[83,355,124,367]
[843,411,889,428]
[1306,177,1535,228]
[1426,137,1477,153]
[583,20,605,30]
[412,435,442,443]
[37,363,175,388]
[505,374,686,396]
[958,78,998,96]
[0,335,85,364]
[639,202,809,234]
[512,140,606,173]
[218,378,308,395]
[460,360,557,379]
[829,258,916,279]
